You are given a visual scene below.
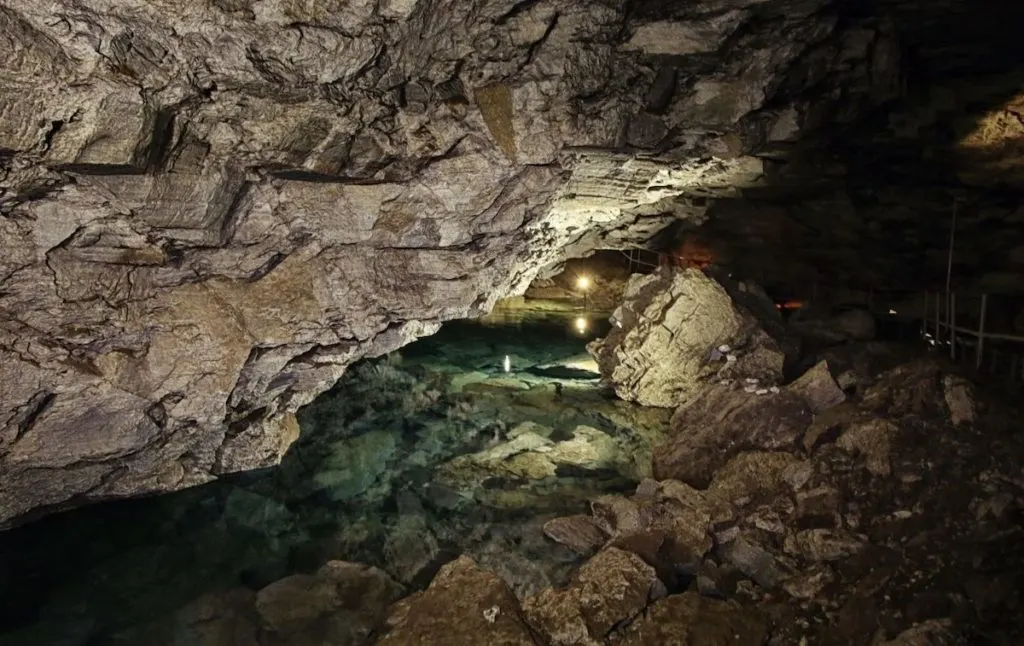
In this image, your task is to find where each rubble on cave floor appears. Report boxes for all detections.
[536,357,1024,645]
[104,353,1024,646]
[2,269,1023,646]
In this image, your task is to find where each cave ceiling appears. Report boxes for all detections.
[0,0,1023,525]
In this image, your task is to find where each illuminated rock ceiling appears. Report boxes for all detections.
[1,0,1022,524]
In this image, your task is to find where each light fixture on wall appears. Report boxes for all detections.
[576,275,591,310]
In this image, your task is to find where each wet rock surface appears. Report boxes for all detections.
[2,284,1024,644]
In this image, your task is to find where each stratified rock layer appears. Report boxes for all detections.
[589,268,787,408]
[0,0,907,524]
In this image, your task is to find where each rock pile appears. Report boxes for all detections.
[62,269,1022,646]
[125,341,1023,645]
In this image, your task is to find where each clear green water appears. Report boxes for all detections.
[0,317,668,646]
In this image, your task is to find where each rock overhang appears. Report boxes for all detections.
[1,0,1023,526]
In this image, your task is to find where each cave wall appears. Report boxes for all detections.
[0,0,911,525]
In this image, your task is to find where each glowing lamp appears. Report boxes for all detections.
[575,317,588,333]
[576,275,591,291]
[503,355,511,373]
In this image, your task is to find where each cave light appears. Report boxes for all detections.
[575,317,588,334]
[888,308,897,315]
[576,275,591,291]
[503,355,511,373]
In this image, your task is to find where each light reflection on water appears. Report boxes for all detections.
[0,317,647,646]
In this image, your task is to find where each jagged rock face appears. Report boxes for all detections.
[589,268,787,407]
[0,0,905,525]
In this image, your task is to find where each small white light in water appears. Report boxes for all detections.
[576,275,591,291]
[888,308,897,315]
[575,317,588,333]
[503,355,511,373]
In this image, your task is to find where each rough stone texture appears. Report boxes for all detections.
[4,0,904,526]
[3,0,1019,525]
[540,480,726,593]
[837,418,900,476]
[942,375,977,426]
[706,451,810,503]
[861,360,946,418]
[377,556,538,646]
[788,360,846,414]
[523,547,658,646]
[654,384,811,487]
[589,268,787,408]
[255,561,403,643]
[542,515,608,556]
[162,589,261,646]
[879,620,960,646]
[615,591,768,646]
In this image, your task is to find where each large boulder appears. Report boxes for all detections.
[541,480,729,590]
[861,360,947,418]
[614,591,768,646]
[522,547,660,646]
[654,385,812,487]
[255,561,403,644]
[787,360,846,414]
[377,556,539,646]
[588,268,788,408]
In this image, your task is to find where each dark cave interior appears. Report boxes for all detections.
[3,0,1024,645]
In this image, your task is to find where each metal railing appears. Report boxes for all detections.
[923,290,1024,382]
[615,246,1024,384]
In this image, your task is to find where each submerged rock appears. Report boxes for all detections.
[542,515,609,556]
[383,509,442,586]
[163,589,260,646]
[588,268,787,408]
[435,422,644,509]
